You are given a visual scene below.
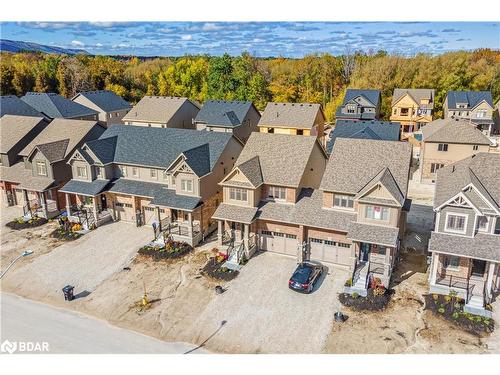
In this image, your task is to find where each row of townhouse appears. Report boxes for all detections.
[336,88,498,137]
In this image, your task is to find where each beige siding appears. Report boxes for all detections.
[298,141,327,189]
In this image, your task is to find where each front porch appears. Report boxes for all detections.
[21,189,60,220]
[158,212,203,246]
[216,219,258,269]
[428,252,498,318]
[65,193,113,229]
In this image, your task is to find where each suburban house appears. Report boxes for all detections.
[72,90,131,126]
[257,102,326,143]
[20,92,99,121]
[419,118,491,183]
[428,153,500,317]
[122,96,200,129]
[443,91,495,136]
[335,89,381,121]
[389,88,435,134]
[0,118,105,218]
[1,95,44,118]
[59,125,243,245]
[211,133,412,294]
[0,115,49,206]
[326,120,401,154]
[194,100,261,143]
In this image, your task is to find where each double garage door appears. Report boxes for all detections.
[259,230,298,258]
[309,238,352,266]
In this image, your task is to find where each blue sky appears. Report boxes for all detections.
[1,22,498,57]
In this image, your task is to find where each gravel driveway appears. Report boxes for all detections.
[2,222,152,300]
[187,252,350,353]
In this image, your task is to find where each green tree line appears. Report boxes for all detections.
[1,49,498,121]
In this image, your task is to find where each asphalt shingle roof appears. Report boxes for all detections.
[235,132,320,188]
[73,90,131,112]
[391,88,435,109]
[347,222,400,247]
[84,125,234,171]
[0,162,54,191]
[122,96,199,123]
[429,232,500,262]
[195,100,255,128]
[59,179,110,196]
[19,118,104,159]
[321,138,412,197]
[21,92,98,119]
[235,156,263,187]
[0,115,47,154]
[1,95,44,117]
[421,118,491,145]
[446,91,493,110]
[212,203,259,224]
[342,89,381,107]
[327,120,401,153]
[34,139,70,163]
[355,167,405,206]
[434,153,500,209]
[258,102,323,129]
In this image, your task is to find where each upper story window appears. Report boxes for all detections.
[95,166,103,178]
[476,109,487,118]
[392,108,397,115]
[334,194,354,209]
[268,186,286,200]
[445,213,467,234]
[119,165,127,177]
[181,179,193,193]
[477,216,489,232]
[365,205,389,221]
[150,169,157,179]
[229,188,248,202]
[400,108,409,116]
[346,104,356,114]
[132,167,139,177]
[473,145,479,151]
[36,161,47,176]
[76,166,87,178]
[437,143,448,152]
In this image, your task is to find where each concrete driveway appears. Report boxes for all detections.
[2,221,153,301]
[187,252,350,353]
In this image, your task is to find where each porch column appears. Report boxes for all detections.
[22,189,29,205]
[92,196,99,224]
[485,262,496,301]
[65,193,71,216]
[217,220,223,246]
[243,223,249,251]
[187,212,193,237]
[156,207,162,231]
[132,196,139,226]
[430,253,440,285]
[40,191,48,217]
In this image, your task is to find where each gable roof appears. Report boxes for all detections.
[32,139,70,163]
[235,156,263,187]
[327,120,401,153]
[446,91,493,110]
[342,89,381,107]
[81,125,235,171]
[73,90,131,112]
[391,88,435,109]
[434,153,500,210]
[20,92,98,119]
[0,115,47,154]
[195,100,257,128]
[1,95,44,117]
[19,118,104,158]
[122,96,200,123]
[258,102,324,129]
[355,167,405,206]
[234,132,322,188]
[421,118,491,145]
[321,138,412,198]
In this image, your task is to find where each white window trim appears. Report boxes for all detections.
[477,215,489,232]
[444,212,468,234]
[444,255,461,270]
[132,167,139,177]
[181,179,193,193]
[267,186,287,201]
[76,166,87,178]
[36,161,47,176]
[333,194,354,210]
[229,187,248,202]
[150,169,157,179]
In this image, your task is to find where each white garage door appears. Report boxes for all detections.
[143,206,158,225]
[309,238,352,266]
[259,230,298,257]
[115,202,135,222]
[14,189,24,206]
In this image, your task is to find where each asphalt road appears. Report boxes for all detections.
[0,293,206,354]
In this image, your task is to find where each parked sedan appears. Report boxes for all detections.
[288,261,324,293]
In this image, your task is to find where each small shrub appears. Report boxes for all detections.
[452,311,459,319]
[438,307,445,314]
[432,294,439,301]
[373,286,386,297]
[352,292,359,299]
[444,295,452,303]
[344,278,353,287]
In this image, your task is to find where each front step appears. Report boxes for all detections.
[222,260,241,271]
[464,294,491,318]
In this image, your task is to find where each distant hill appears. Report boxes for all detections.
[0,39,89,55]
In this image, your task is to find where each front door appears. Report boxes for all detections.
[471,259,487,277]
[360,243,370,262]
[231,222,242,241]
[100,194,107,210]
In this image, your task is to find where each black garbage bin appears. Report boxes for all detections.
[62,285,74,301]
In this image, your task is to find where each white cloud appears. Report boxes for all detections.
[181,34,192,41]
[202,23,223,31]
[253,38,264,43]
[71,40,85,47]
[95,43,103,47]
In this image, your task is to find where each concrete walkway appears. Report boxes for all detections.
[0,292,207,354]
